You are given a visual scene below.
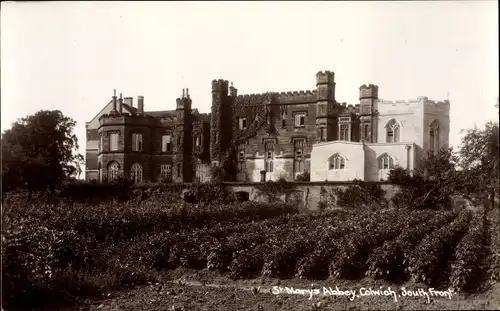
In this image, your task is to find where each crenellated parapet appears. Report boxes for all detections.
[338,103,360,115]
[359,84,379,99]
[234,90,318,105]
[378,97,450,106]
[316,71,335,85]
[98,113,158,128]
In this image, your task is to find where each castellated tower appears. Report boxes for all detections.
[315,71,336,142]
[359,84,379,143]
[210,79,233,165]
[175,88,194,182]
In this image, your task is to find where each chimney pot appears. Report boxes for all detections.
[137,96,144,115]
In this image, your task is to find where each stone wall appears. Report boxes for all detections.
[222,181,400,211]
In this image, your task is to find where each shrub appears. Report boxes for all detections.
[389,169,452,210]
[407,209,472,285]
[332,179,388,209]
[450,209,487,292]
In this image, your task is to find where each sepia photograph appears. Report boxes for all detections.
[1,1,499,310]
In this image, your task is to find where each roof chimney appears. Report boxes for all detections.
[123,97,133,108]
[118,93,123,114]
[111,89,117,112]
[137,96,144,115]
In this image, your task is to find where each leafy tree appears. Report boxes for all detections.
[458,117,499,206]
[1,110,83,198]
[388,148,460,209]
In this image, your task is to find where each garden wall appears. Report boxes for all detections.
[221,182,401,210]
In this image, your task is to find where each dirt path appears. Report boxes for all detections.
[59,269,499,311]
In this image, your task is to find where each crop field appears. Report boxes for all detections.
[2,194,500,311]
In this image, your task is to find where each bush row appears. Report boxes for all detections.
[449,208,487,291]
[365,209,458,281]
[407,209,472,284]
[488,207,500,282]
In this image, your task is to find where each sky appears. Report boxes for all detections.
[1,1,498,162]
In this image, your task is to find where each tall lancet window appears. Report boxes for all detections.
[386,119,400,143]
[429,120,440,154]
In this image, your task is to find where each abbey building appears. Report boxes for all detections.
[85,70,450,183]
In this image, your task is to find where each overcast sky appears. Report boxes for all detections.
[1,1,498,155]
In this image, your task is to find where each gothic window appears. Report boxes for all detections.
[132,133,143,151]
[281,112,287,127]
[239,117,247,130]
[386,119,400,143]
[237,144,246,172]
[319,127,327,142]
[293,140,305,175]
[162,135,172,152]
[328,154,346,170]
[195,136,201,147]
[130,163,143,183]
[339,124,349,141]
[160,164,172,181]
[378,154,395,170]
[109,132,119,151]
[294,112,306,127]
[429,120,440,154]
[107,161,120,182]
[264,141,274,173]
[98,133,103,152]
[364,124,369,141]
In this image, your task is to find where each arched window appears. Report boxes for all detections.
[328,154,347,170]
[107,161,120,182]
[429,120,440,154]
[386,119,400,143]
[364,124,369,141]
[98,133,103,152]
[130,163,143,184]
[98,162,102,182]
[378,154,395,170]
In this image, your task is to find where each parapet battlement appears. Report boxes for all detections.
[359,84,379,99]
[379,97,450,106]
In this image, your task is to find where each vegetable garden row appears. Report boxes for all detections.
[2,198,498,311]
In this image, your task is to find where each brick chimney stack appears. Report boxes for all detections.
[118,93,123,114]
[111,89,117,112]
[124,97,133,108]
[138,96,144,115]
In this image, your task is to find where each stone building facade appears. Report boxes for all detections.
[85,70,450,183]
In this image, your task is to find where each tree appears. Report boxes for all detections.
[458,118,499,207]
[1,110,83,198]
[388,148,460,209]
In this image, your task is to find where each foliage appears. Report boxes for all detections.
[487,207,500,282]
[295,172,310,181]
[332,179,388,209]
[1,110,83,194]
[254,179,297,202]
[366,210,458,281]
[328,210,433,279]
[458,120,499,197]
[389,148,460,210]
[450,209,487,292]
[407,209,472,284]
